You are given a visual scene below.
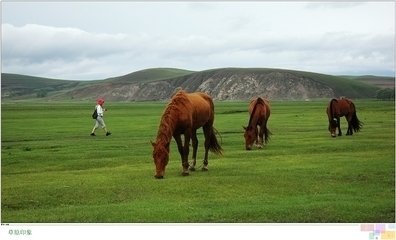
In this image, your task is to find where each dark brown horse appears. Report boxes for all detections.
[326,97,363,137]
[151,91,223,179]
[243,97,271,150]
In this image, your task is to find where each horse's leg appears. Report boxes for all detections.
[173,134,189,176]
[260,118,268,146]
[337,117,342,136]
[263,117,270,144]
[174,134,183,156]
[257,125,264,148]
[346,115,353,135]
[174,133,191,176]
[189,130,198,171]
[254,126,258,146]
[181,131,191,175]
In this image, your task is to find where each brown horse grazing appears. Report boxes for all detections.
[326,97,363,137]
[243,97,271,150]
[151,91,223,179]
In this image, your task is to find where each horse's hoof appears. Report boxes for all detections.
[201,166,209,171]
[182,171,190,176]
[154,175,164,179]
[189,166,196,171]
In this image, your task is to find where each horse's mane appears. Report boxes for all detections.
[328,98,338,119]
[156,91,190,145]
[248,97,265,127]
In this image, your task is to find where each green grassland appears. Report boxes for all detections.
[1,100,394,223]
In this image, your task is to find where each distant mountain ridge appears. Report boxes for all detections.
[2,68,391,101]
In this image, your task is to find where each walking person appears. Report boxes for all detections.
[91,98,111,136]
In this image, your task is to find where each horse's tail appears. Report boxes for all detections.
[263,100,272,144]
[263,125,272,144]
[209,127,223,155]
[350,102,363,132]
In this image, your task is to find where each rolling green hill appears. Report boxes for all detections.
[165,68,379,99]
[103,68,195,84]
[1,68,384,101]
[1,73,81,99]
[340,75,395,89]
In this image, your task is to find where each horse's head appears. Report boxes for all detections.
[243,126,256,150]
[329,118,338,137]
[151,141,169,179]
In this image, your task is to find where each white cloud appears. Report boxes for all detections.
[2,24,132,61]
[2,24,148,79]
[2,1,394,79]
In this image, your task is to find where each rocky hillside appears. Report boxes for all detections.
[2,68,384,101]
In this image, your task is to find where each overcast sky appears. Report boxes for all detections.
[1,1,395,80]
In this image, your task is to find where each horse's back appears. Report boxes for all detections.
[328,97,356,118]
[185,92,212,112]
[338,98,355,115]
[264,98,271,116]
[247,97,270,128]
[248,99,255,114]
[186,92,214,128]
[249,97,270,116]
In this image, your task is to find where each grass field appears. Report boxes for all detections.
[1,100,394,223]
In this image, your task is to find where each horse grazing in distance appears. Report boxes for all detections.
[243,97,271,150]
[151,91,223,179]
[326,97,363,137]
